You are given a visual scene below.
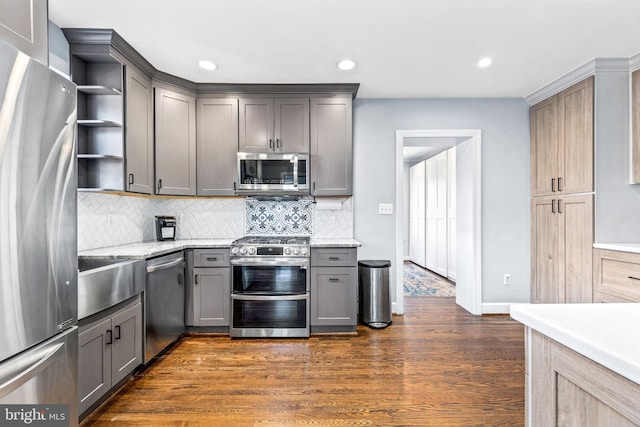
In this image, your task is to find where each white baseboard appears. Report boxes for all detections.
[481,302,516,315]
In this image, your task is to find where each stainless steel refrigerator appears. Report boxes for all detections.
[0,38,78,423]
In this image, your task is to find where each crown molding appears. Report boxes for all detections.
[525,58,631,105]
[630,51,640,72]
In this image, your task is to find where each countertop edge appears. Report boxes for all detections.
[510,304,640,386]
[593,242,640,254]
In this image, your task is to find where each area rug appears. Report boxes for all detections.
[403,262,456,297]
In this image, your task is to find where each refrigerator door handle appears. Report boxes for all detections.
[0,342,64,399]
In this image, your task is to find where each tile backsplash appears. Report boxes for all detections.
[77,193,353,251]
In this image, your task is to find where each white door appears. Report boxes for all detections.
[409,161,426,267]
[447,147,457,281]
[426,151,448,276]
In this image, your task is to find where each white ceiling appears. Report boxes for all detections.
[49,0,640,99]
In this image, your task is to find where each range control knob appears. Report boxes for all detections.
[293,247,300,256]
[300,247,308,256]
[239,247,247,255]
[248,247,256,255]
[231,247,239,255]
[284,247,292,255]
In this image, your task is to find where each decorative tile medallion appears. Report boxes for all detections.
[246,199,313,235]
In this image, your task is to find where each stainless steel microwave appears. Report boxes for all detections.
[236,152,309,194]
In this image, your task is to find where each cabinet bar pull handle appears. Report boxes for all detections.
[312,182,316,193]
[114,325,121,340]
[233,181,237,191]
[206,257,218,261]
[269,139,273,149]
[558,199,563,213]
[128,173,134,185]
[157,179,162,192]
[558,177,563,191]
[628,276,640,281]
[551,199,556,213]
[276,138,280,148]
[106,330,113,345]
[329,256,340,261]
[328,278,340,282]
[195,274,198,285]
[551,178,556,192]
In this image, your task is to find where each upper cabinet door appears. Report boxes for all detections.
[530,77,593,197]
[154,87,196,196]
[125,65,154,194]
[274,98,309,153]
[558,77,593,194]
[530,95,559,196]
[0,0,47,64]
[239,97,310,153]
[196,98,239,196]
[310,97,353,196]
[239,98,273,152]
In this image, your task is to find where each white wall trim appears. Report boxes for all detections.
[395,129,482,316]
[482,303,514,315]
[630,51,640,72]
[526,58,633,105]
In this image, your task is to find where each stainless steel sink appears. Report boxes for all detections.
[78,257,145,319]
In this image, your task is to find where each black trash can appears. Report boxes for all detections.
[358,260,392,328]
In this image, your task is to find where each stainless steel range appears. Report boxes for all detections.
[230,236,310,338]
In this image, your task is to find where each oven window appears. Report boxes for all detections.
[233,298,307,329]
[239,159,306,185]
[233,265,307,294]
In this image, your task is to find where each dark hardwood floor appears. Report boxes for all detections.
[81,298,525,426]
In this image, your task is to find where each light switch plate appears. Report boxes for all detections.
[378,203,393,215]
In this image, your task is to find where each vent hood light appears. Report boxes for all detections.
[478,57,492,68]
[198,60,218,70]
[337,59,356,71]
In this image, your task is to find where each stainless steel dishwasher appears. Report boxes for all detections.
[145,251,185,363]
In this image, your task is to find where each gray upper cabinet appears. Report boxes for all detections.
[0,0,47,64]
[239,97,309,153]
[196,98,239,196]
[155,87,197,195]
[310,97,353,196]
[125,65,154,194]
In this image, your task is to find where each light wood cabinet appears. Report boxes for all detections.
[78,297,143,417]
[531,194,593,303]
[187,249,231,327]
[239,97,309,153]
[310,97,353,196]
[0,0,47,64]
[196,98,238,196]
[528,330,640,426]
[310,248,358,332]
[593,249,640,302]
[125,65,154,194]
[632,69,640,184]
[530,77,593,196]
[154,87,197,195]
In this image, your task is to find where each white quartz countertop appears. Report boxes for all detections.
[510,303,640,385]
[593,242,640,254]
[79,238,361,259]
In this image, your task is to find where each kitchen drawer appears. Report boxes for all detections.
[593,290,634,303]
[311,248,357,267]
[593,249,640,302]
[193,248,230,268]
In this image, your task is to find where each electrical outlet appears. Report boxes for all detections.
[503,273,511,286]
[107,214,113,225]
[378,203,393,215]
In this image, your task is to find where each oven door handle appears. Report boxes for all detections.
[231,294,308,301]
[230,258,309,268]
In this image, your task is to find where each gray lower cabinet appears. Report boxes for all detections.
[154,87,197,195]
[187,249,231,327]
[310,97,353,196]
[0,0,47,64]
[239,97,309,153]
[310,248,358,332]
[78,296,143,417]
[196,98,238,196]
[125,64,154,194]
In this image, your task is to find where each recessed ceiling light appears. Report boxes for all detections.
[478,57,492,68]
[337,59,356,71]
[198,60,218,71]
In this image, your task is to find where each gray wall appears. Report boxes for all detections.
[594,70,640,241]
[352,98,531,306]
